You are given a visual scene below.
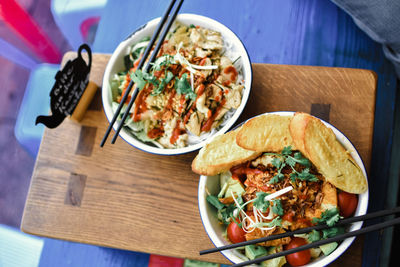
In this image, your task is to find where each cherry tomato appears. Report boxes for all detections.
[227,221,246,244]
[338,191,358,218]
[284,237,311,266]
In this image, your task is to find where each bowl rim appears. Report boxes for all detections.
[101,13,253,155]
[197,111,369,266]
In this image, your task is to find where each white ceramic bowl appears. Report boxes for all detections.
[198,111,369,266]
[102,14,252,155]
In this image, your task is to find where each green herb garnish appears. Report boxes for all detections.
[175,73,197,100]
[253,192,270,212]
[151,71,174,96]
[308,230,321,242]
[130,70,159,91]
[266,146,318,184]
[312,208,340,227]
[271,199,284,216]
[151,55,175,71]
[322,226,345,239]
[265,216,282,227]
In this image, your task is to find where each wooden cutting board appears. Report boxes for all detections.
[21,53,376,265]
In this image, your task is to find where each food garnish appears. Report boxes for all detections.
[111,24,245,148]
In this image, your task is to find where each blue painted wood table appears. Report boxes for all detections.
[36,0,398,266]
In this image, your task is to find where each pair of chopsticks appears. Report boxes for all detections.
[200,206,400,267]
[100,0,184,147]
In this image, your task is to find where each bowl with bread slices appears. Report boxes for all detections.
[194,111,368,267]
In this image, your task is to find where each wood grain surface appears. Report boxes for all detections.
[21,53,376,265]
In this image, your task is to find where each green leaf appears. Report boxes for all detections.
[254,192,270,212]
[269,173,284,184]
[312,208,340,227]
[322,227,345,239]
[308,230,321,242]
[285,156,296,167]
[290,173,297,182]
[206,195,224,210]
[151,71,174,96]
[130,70,147,90]
[293,152,311,167]
[220,204,237,225]
[189,24,196,28]
[271,157,282,169]
[152,55,175,71]
[281,146,292,156]
[265,216,282,227]
[297,168,319,182]
[175,73,197,100]
[271,199,284,216]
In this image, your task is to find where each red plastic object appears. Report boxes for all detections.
[148,254,184,267]
[0,0,62,63]
[80,16,100,42]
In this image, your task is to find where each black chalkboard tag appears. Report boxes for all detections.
[36,44,92,128]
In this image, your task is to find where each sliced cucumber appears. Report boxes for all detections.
[245,245,268,260]
[261,246,286,267]
[320,242,338,256]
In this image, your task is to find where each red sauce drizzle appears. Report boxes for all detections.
[170,120,185,144]
[178,95,186,115]
[201,98,226,132]
[147,127,164,139]
[132,84,151,122]
[222,65,238,86]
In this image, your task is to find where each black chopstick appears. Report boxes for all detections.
[200,206,400,256]
[100,0,179,147]
[110,0,185,144]
[232,217,400,267]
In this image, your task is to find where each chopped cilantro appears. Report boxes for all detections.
[130,69,161,92]
[130,70,147,90]
[312,208,340,227]
[151,55,175,71]
[272,157,283,169]
[265,216,282,227]
[207,194,243,225]
[269,173,284,184]
[219,204,237,225]
[322,226,345,239]
[254,192,270,212]
[282,146,292,156]
[308,230,321,242]
[297,168,318,182]
[271,199,284,216]
[175,73,197,100]
[285,156,296,167]
[266,146,318,184]
[293,152,311,167]
[290,173,297,183]
[151,71,174,96]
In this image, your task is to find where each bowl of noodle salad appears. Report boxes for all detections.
[102,14,252,155]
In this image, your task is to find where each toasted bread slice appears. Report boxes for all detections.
[236,114,295,152]
[191,128,261,176]
[291,113,367,194]
[289,112,311,156]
